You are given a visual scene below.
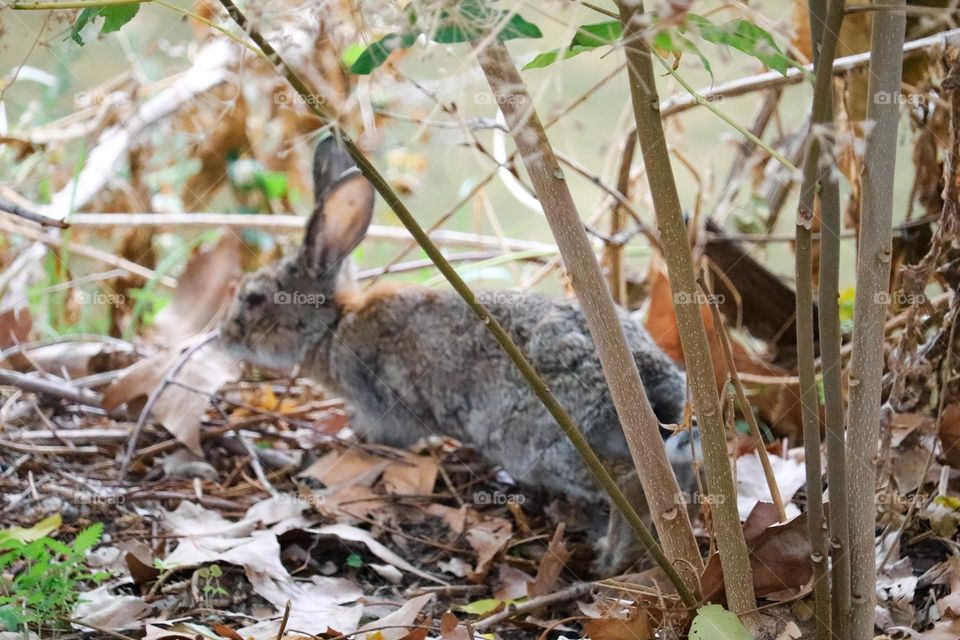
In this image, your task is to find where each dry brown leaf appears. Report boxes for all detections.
[102,342,236,454]
[583,608,653,640]
[939,404,960,470]
[382,452,439,496]
[528,524,570,598]
[0,307,31,352]
[210,623,244,640]
[148,233,244,346]
[644,263,810,438]
[300,449,389,488]
[427,504,512,580]
[495,563,534,601]
[701,502,813,602]
[438,612,470,640]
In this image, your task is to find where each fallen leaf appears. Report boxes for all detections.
[701,503,813,601]
[300,448,390,488]
[439,611,471,640]
[72,585,152,631]
[148,233,243,346]
[356,593,434,640]
[939,404,960,469]
[210,623,244,640]
[496,563,534,601]
[103,341,236,454]
[309,523,446,584]
[427,504,512,580]
[0,306,31,352]
[528,524,569,597]
[583,607,652,640]
[382,452,438,496]
[0,514,61,545]
[689,604,751,639]
[736,451,806,519]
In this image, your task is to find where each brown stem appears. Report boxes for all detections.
[847,1,907,637]
[796,0,847,636]
[475,39,703,584]
[617,0,756,619]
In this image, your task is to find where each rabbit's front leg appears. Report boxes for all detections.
[592,468,649,576]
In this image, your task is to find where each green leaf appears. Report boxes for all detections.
[0,604,25,631]
[68,3,140,46]
[571,20,621,47]
[0,514,61,547]
[432,1,540,43]
[341,42,366,68]
[71,523,103,555]
[346,553,363,568]
[689,604,752,640]
[256,171,289,200]
[499,13,542,40]
[100,4,140,34]
[687,14,792,76]
[523,21,618,70]
[349,33,417,74]
[652,30,713,81]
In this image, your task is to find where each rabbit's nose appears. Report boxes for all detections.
[243,291,266,307]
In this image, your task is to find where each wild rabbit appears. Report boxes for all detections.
[221,136,693,575]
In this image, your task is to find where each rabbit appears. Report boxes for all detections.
[220,136,695,575]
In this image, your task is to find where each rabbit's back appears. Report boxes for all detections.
[315,284,685,498]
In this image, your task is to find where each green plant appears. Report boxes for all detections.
[195,564,227,602]
[0,522,109,634]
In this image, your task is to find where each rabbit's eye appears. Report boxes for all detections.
[243,291,266,307]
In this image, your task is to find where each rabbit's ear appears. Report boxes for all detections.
[302,173,375,277]
[313,136,357,201]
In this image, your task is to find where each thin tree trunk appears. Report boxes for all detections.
[847,1,907,637]
[796,1,847,637]
[616,0,757,618]
[475,41,704,585]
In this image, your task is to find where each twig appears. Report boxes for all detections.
[607,134,636,304]
[699,273,786,522]
[0,216,175,288]
[0,368,106,408]
[233,429,278,497]
[65,213,555,254]
[275,600,292,640]
[0,439,99,455]
[0,197,68,228]
[473,582,593,630]
[120,331,220,479]
[657,28,960,118]
[794,1,846,637]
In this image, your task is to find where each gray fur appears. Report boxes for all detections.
[220,137,692,574]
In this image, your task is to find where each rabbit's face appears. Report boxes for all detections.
[220,254,339,373]
[220,135,375,374]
